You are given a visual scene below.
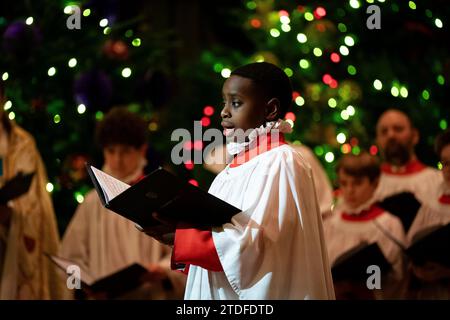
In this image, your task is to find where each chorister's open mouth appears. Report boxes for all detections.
[221,120,234,129]
[221,121,235,137]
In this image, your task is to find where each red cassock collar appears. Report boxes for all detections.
[380,159,427,175]
[438,194,450,205]
[341,204,385,222]
[230,133,287,168]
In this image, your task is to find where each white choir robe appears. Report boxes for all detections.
[61,164,186,299]
[324,199,406,299]
[407,179,450,244]
[374,160,441,205]
[405,178,450,300]
[204,143,333,217]
[290,144,333,217]
[174,140,335,300]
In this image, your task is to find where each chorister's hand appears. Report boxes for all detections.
[152,211,197,229]
[136,224,175,246]
[135,212,196,245]
[140,263,169,283]
[135,212,176,246]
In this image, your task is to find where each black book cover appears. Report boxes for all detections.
[86,165,241,228]
[378,192,421,232]
[0,171,35,205]
[88,263,155,298]
[332,242,391,282]
[47,254,157,299]
[406,223,450,267]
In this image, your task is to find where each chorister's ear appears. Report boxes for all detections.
[265,98,280,121]
[139,143,148,157]
[373,177,380,189]
[412,127,419,146]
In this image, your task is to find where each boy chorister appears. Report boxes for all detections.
[324,152,406,299]
[140,62,335,300]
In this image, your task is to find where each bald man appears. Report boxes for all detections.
[374,109,441,232]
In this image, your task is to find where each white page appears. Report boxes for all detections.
[91,166,130,203]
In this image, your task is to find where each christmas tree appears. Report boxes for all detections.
[1,0,448,233]
[0,0,178,232]
[193,0,449,183]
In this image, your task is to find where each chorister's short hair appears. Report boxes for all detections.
[96,107,147,149]
[231,62,292,118]
[435,129,450,157]
[336,152,381,183]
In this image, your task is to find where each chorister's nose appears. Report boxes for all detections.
[221,104,230,119]
[386,128,397,140]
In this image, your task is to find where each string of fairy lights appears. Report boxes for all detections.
[1,0,447,203]
[198,0,446,175]
[1,3,150,204]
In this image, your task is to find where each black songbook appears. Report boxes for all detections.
[0,171,35,205]
[86,165,241,228]
[406,223,450,267]
[47,254,156,299]
[331,242,391,281]
[378,192,421,232]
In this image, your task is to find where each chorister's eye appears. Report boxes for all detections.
[232,100,241,108]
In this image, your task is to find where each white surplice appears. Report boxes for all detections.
[405,178,450,300]
[407,179,450,245]
[374,166,441,205]
[324,199,406,279]
[184,144,335,300]
[204,143,333,217]
[324,198,407,298]
[290,144,333,216]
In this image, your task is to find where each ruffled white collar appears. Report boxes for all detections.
[225,119,292,156]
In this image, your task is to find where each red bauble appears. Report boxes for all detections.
[103,40,129,60]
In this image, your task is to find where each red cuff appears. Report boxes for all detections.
[172,228,223,272]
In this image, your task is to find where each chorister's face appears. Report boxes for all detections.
[440,144,450,186]
[376,110,418,165]
[220,75,268,134]
[103,144,146,180]
[338,170,378,209]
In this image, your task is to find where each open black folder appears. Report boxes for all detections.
[331,242,391,282]
[378,192,421,233]
[86,165,241,228]
[0,171,35,205]
[46,254,158,299]
[406,223,450,267]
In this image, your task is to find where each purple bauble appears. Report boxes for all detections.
[136,69,171,109]
[2,21,42,59]
[73,70,113,110]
